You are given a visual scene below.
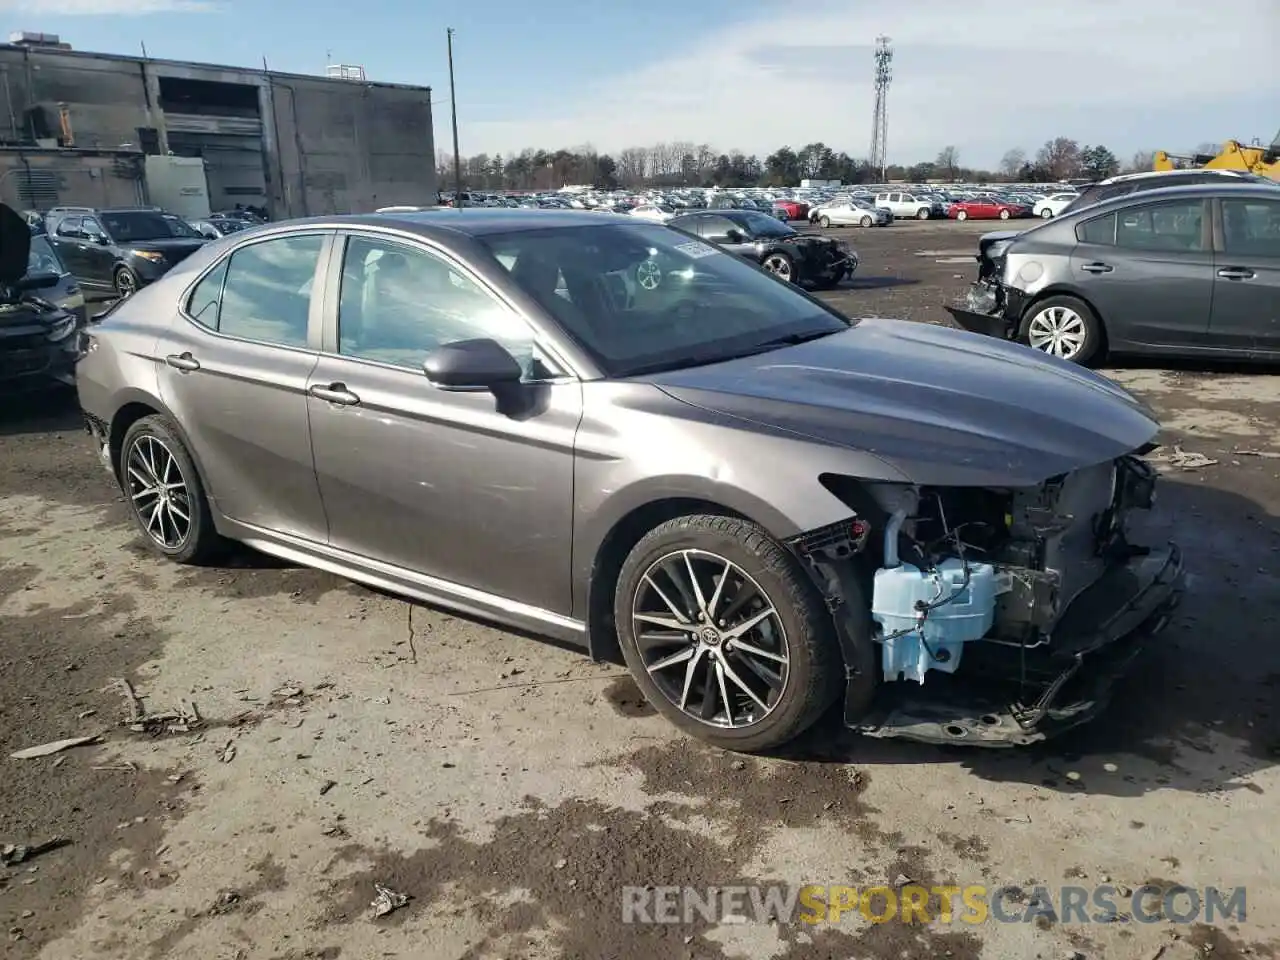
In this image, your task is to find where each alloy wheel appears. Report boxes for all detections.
[116,270,137,297]
[630,549,790,729]
[1028,306,1087,360]
[125,435,193,549]
[762,255,793,282]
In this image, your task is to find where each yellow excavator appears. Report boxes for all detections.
[1153,132,1280,180]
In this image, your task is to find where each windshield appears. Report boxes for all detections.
[738,211,796,239]
[101,210,199,241]
[28,235,64,275]
[480,222,848,377]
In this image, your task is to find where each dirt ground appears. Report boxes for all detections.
[2,217,1278,960]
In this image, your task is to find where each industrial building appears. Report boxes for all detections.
[0,32,437,219]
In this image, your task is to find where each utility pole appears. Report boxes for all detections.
[447,27,463,207]
[870,36,893,182]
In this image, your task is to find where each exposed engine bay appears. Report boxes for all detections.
[790,453,1185,746]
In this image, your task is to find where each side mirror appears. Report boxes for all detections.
[423,338,522,390]
[16,272,60,291]
[94,233,110,245]
[723,228,745,244]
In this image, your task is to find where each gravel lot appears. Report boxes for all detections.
[2,218,1278,960]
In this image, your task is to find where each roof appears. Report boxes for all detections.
[351,208,634,237]
[1066,181,1280,218]
[1099,168,1262,185]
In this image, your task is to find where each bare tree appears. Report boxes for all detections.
[936,145,960,180]
[617,147,648,186]
[1035,138,1082,180]
[1127,150,1155,173]
[999,148,1026,179]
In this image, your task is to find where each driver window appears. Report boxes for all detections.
[82,218,104,239]
[337,235,536,374]
[56,218,82,238]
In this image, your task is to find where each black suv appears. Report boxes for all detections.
[1059,169,1274,216]
[46,206,207,298]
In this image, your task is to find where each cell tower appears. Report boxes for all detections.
[869,35,893,180]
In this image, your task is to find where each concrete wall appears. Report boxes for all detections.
[0,45,437,218]
[0,150,146,210]
[267,76,436,216]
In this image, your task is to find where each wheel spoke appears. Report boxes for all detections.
[642,574,691,624]
[682,551,709,616]
[678,647,705,710]
[634,612,690,632]
[730,638,787,664]
[720,657,767,710]
[705,557,731,619]
[647,647,696,674]
[636,629,688,653]
[724,606,777,641]
[714,660,735,726]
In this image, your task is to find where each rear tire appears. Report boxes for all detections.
[761,251,796,284]
[614,515,844,752]
[119,415,222,564]
[999,209,1011,220]
[1020,294,1103,366]
[916,208,930,220]
[819,216,831,228]
[113,266,139,298]
[956,210,968,221]
[860,215,872,227]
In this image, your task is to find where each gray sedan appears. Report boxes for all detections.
[77,209,1184,751]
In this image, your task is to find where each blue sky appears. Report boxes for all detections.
[8,0,1278,169]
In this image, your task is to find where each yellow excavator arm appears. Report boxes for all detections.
[1153,136,1279,180]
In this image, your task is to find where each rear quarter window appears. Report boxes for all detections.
[1076,213,1116,246]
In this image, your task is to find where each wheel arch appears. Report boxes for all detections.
[108,389,218,506]
[1018,286,1111,355]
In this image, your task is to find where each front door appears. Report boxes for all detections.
[155,231,332,540]
[1068,198,1215,350]
[1208,195,1280,354]
[79,217,118,285]
[306,232,580,615]
[50,216,89,280]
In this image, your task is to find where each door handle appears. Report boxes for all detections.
[165,352,200,372]
[308,382,360,405]
[1080,262,1113,274]
[1217,267,1255,280]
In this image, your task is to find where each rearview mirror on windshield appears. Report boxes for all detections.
[423,338,523,390]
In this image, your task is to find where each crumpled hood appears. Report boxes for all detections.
[645,318,1160,487]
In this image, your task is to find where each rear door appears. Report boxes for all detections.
[1068,198,1215,350]
[155,231,331,540]
[80,217,117,285]
[1207,195,1280,353]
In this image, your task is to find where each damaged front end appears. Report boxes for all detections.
[790,456,1184,746]
[944,231,1026,342]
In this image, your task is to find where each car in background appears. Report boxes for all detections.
[1059,169,1273,217]
[1033,193,1079,219]
[191,215,255,240]
[668,209,856,287]
[0,204,85,392]
[810,199,892,228]
[630,204,677,223]
[945,182,1280,365]
[873,191,944,220]
[77,208,1184,752]
[46,206,208,298]
[771,199,811,221]
[947,198,1030,221]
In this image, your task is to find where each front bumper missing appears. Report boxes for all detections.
[850,542,1186,747]
[943,281,1025,341]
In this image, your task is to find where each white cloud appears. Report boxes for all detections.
[5,0,219,14]
[463,0,1279,167]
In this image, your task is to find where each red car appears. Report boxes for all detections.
[772,199,811,221]
[946,198,1029,221]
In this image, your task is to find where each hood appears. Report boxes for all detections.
[645,318,1159,488]
[127,237,207,256]
[0,203,31,285]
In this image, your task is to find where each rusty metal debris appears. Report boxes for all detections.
[218,739,237,763]
[1152,445,1218,470]
[1,837,69,866]
[10,735,104,760]
[370,883,410,919]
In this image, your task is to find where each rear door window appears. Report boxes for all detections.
[1077,213,1117,246]
[1114,200,1206,252]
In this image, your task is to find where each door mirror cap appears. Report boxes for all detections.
[423,338,523,389]
[724,228,745,244]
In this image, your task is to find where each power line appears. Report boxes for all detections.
[869,35,893,181]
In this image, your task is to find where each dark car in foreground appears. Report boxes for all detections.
[47,206,207,298]
[0,205,86,392]
[668,209,856,288]
[78,209,1183,751]
[946,183,1280,364]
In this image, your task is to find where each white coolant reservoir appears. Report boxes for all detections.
[871,558,1005,684]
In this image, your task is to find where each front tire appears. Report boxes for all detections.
[916,208,930,220]
[114,266,139,298]
[1040,208,1053,218]
[761,252,796,284]
[860,215,873,227]
[1021,295,1103,365]
[955,210,968,221]
[819,215,832,228]
[119,415,222,564]
[614,515,843,752]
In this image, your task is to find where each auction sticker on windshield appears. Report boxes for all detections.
[674,240,719,259]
